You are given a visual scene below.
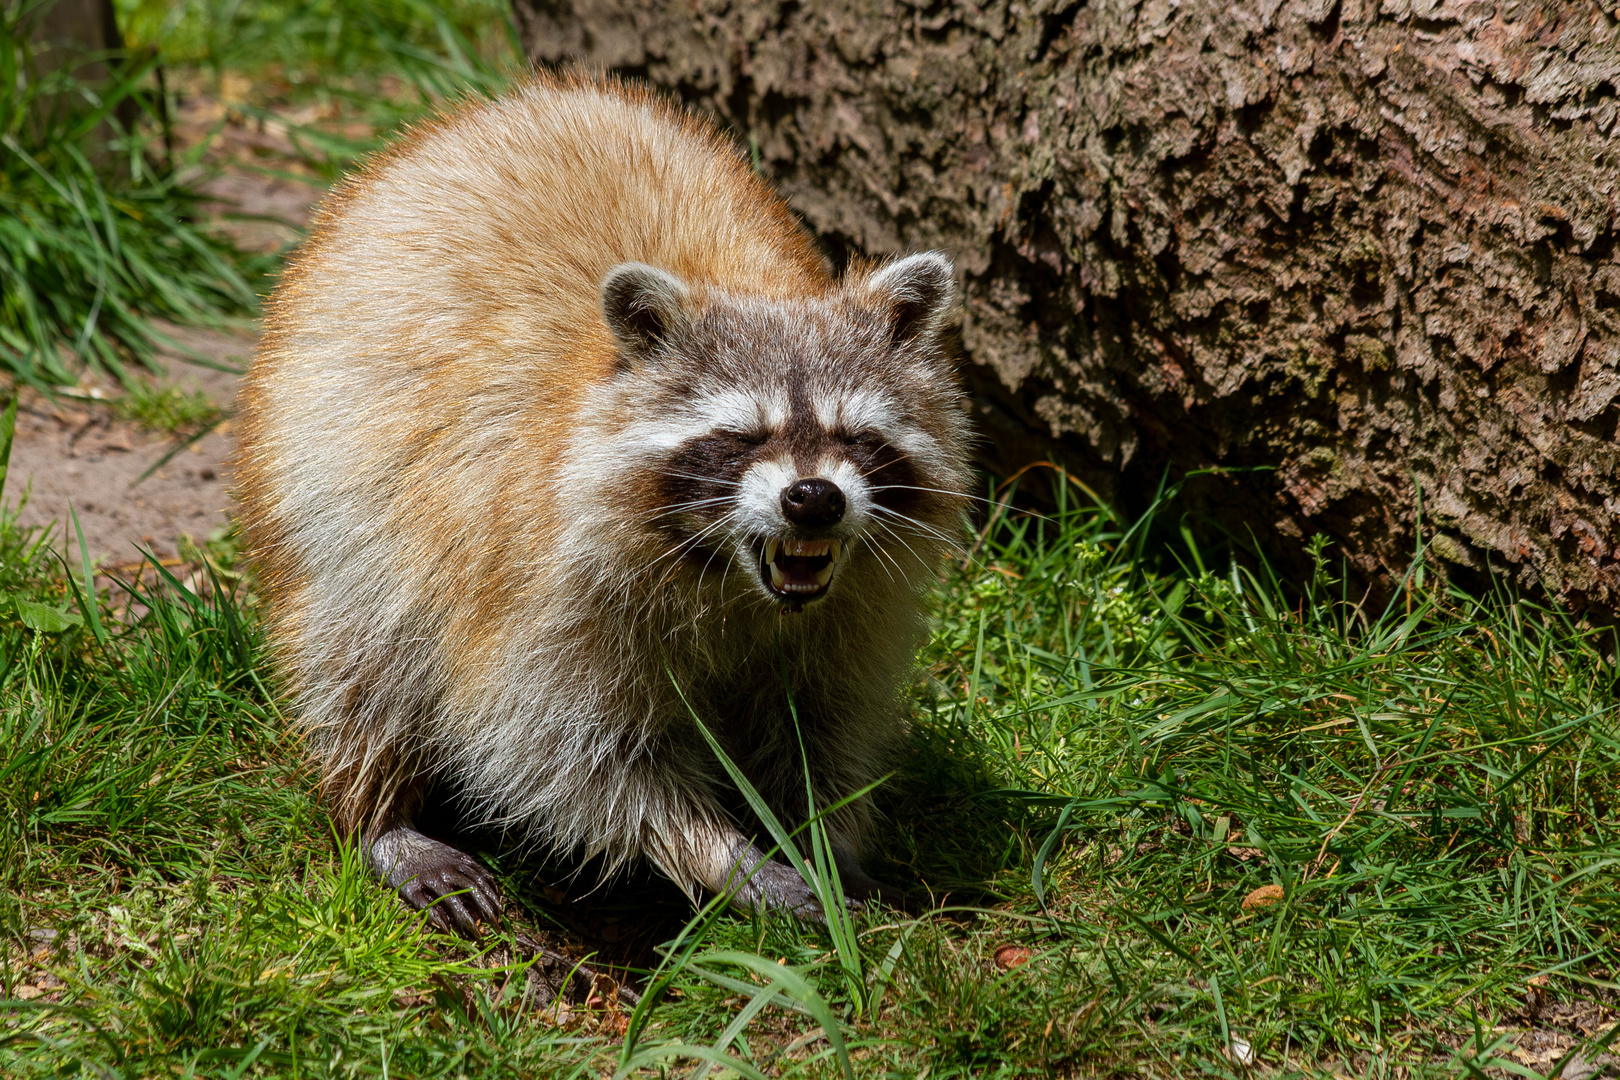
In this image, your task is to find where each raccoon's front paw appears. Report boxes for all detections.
[741,861,919,920]
[733,856,826,920]
[720,844,825,919]
[366,826,504,938]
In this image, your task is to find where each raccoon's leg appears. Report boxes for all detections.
[719,834,917,916]
[345,771,503,937]
[714,792,913,916]
[651,813,829,918]
[365,824,504,938]
[621,751,825,918]
[715,838,828,918]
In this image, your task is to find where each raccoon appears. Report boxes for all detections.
[235,75,972,935]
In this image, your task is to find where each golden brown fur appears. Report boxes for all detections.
[236,74,971,931]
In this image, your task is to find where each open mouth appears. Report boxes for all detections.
[761,538,842,601]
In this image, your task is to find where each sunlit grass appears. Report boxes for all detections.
[0,4,270,391]
[110,380,225,434]
[2,455,1615,1076]
[120,0,522,182]
[2,0,516,395]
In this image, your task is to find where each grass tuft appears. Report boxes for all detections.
[109,380,223,432]
[3,466,1615,1076]
[0,4,271,391]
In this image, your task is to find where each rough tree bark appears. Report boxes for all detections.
[513,0,1620,615]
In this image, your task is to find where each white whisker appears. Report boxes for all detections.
[716,536,744,607]
[868,503,963,549]
[862,535,902,584]
[867,482,995,507]
[657,470,741,488]
[642,495,735,523]
[652,511,739,571]
[866,519,925,588]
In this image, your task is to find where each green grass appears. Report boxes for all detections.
[2,450,1616,1076]
[119,0,520,183]
[118,0,515,89]
[0,1,271,391]
[1,0,515,394]
[110,380,224,434]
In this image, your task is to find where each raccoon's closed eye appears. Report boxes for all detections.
[839,429,916,492]
[685,430,766,465]
[837,429,887,450]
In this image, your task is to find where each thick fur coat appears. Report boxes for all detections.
[235,75,972,931]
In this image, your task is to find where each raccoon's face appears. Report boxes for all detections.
[598,253,970,611]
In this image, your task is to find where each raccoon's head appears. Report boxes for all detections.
[592,252,971,611]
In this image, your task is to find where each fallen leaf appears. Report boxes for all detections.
[1241,884,1285,911]
[994,944,1031,969]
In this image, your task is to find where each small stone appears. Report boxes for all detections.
[14,985,42,1000]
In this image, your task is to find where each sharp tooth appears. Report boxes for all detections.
[770,560,787,590]
[827,540,841,563]
[766,539,780,566]
[813,561,834,587]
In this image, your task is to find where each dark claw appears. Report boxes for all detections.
[724,846,928,922]
[366,826,504,938]
[433,893,480,937]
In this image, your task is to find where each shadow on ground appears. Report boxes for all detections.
[411,713,1022,996]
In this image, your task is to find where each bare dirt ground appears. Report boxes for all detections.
[10,328,246,566]
[9,89,328,566]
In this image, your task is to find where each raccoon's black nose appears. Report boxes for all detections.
[781,478,846,528]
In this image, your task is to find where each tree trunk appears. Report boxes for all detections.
[26,0,143,147]
[514,0,1620,616]
[29,0,126,87]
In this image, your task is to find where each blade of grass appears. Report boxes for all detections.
[67,504,107,646]
[0,393,15,501]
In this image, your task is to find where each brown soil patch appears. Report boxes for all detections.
[8,89,331,564]
[9,328,246,564]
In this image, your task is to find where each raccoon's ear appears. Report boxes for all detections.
[863,251,955,348]
[601,262,690,364]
